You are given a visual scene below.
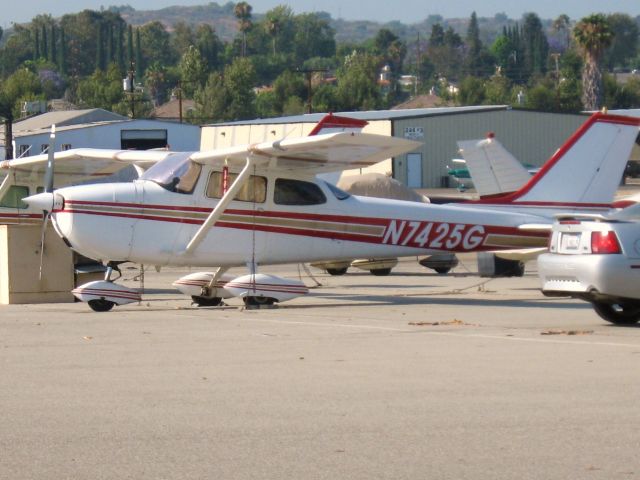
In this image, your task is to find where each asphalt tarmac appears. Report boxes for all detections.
[1,256,639,479]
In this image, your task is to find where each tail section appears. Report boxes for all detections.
[308,113,368,136]
[457,134,531,198]
[471,113,640,206]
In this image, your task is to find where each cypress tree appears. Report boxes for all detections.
[127,25,134,66]
[96,23,104,71]
[41,24,48,61]
[58,26,67,74]
[115,23,124,71]
[135,28,143,79]
[34,28,40,60]
[49,24,56,65]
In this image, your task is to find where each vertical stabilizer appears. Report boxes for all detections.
[477,113,640,205]
[457,135,531,197]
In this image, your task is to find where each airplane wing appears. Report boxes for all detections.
[190,132,421,173]
[0,148,173,184]
[457,137,531,198]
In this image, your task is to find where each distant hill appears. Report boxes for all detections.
[115,2,523,45]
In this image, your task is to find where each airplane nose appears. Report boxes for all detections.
[23,192,65,211]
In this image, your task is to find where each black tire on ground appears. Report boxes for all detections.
[434,267,451,274]
[326,267,348,276]
[592,301,640,325]
[243,296,276,306]
[191,296,223,307]
[88,299,115,312]
[370,268,392,276]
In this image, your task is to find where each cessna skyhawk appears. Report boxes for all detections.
[22,112,640,311]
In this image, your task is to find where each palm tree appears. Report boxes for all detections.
[573,14,613,110]
[234,2,252,57]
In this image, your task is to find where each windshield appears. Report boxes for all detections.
[140,152,202,194]
[323,181,351,200]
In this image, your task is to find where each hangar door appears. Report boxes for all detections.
[406,153,422,188]
[121,129,168,150]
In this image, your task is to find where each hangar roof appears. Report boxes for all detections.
[205,105,509,126]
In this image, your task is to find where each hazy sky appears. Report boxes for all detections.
[5,0,640,27]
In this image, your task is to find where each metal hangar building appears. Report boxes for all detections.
[201,106,588,188]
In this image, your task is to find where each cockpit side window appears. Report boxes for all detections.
[206,171,267,203]
[274,178,327,205]
[0,185,29,209]
[140,153,202,194]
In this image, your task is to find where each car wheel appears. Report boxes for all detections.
[592,301,640,325]
[370,268,392,276]
[326,267,348,276]
[191,296,223,307]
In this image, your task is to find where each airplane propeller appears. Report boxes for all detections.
[38,124,56,281]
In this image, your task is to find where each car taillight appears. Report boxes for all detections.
[591,230,621,254]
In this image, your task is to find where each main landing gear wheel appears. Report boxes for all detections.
[434,267,451,274]
[191,296,223,307]
[370,268,392,276]
[592,301,640,325]
[243,296,276,307]
[88,299,115,312]
[326,267,348,276]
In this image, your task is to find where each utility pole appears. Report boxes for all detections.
[177,80,183,124]
[297,68,328,114]
[123,61,135,118]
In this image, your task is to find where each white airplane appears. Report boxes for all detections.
[19,112,640,311]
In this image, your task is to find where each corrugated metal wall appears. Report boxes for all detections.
[393,110,586,187]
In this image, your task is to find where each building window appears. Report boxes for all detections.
[17,145,31,157]
[61,144,72,151]
[40,144,49,153]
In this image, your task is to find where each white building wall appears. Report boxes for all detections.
[6,119,200,160]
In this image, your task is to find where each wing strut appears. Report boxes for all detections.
[0,173,14,201]
[183,156,254,255]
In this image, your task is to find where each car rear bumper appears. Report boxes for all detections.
[538,253,640,301]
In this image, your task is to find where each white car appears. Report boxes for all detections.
[538,206,640,325]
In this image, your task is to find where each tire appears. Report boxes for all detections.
[88,299,115,312]
[326,267,348,276]
[243,296,276,307]
[592,301,640,325]
[191,296,223,307]
[434,267,451,274]
[370,268,392,276]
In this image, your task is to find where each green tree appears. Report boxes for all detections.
[195,24,223,72]
[293,13,336,65]
[604,13,638,70]
[138,21,174,72]
[76,64,124,111]
[194,57,256,121]
[234,1,253,57]
[273,70,305,114]
[457,76,485,105]
[574,14,613,110]
[522,13,549,77]
[551,14,571,52]
[336,52,380,110]
[264,5,293,56]
[179,45,208,98]
[465,12,483,76]
[172,21,195,58]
